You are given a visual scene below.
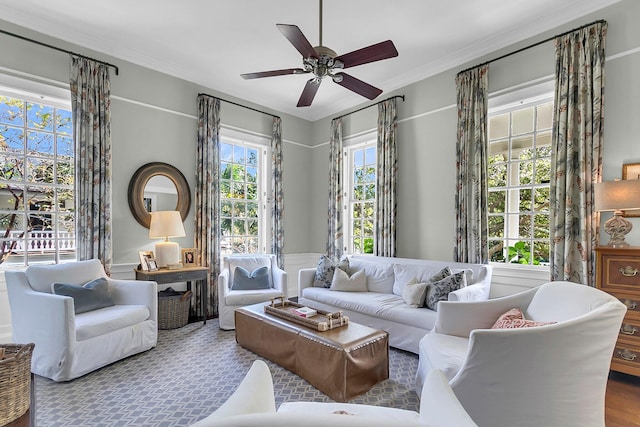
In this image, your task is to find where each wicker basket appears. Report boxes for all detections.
[158,289,192,329]
[0,343,34,425]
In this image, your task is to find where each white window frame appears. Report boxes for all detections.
[0,73,75,269]
[343,131,377,255]
[218,127,271,255]
[487,80,554,269]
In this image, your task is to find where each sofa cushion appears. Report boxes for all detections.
[393,264,451,296]
[402,278,428,308]
[26,259,106,293]
[420,333,469,381]
[313,255,349,288]
[330,269,368,292]
[75,304,150,341]
[232,266,270,290]
[348,258,394,293]
[302,287,438,331]
[425,271,466,311]
[52,278,115,314]
[225,288,283,306]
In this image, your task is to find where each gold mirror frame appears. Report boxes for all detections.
[128,162,191,228]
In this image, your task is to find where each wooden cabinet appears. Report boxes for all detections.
[596,246,640,376]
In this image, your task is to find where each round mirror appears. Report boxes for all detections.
[128,162,191,228]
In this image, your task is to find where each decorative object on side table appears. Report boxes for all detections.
[594,179,640,247]
[138,250,155,271]
[622,162,640,218]
[182,248,196,265]
[148,210,186,267]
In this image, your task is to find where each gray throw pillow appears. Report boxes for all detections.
[425,271,466,311]
[231,266,270,290]
[313,255,350,288]
[52,277,114,314]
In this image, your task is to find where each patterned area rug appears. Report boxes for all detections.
[35,319,419,426]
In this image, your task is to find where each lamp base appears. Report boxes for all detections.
[603,211,632,248]
[155,241,180,268]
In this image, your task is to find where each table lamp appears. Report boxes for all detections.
[149,210,186,267]
[594,179,640,247]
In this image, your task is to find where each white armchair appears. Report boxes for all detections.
[191,359,477,427]
[415,281,627,427]
[218,254,287,330]
[6,259,157,382]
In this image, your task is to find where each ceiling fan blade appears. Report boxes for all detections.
[335,40,398,69]
[297,78,321,107]
[277,24,318,59]
[241,68,307,79]
[333,73,382,100]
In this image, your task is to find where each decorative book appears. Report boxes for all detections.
[293,307,317,317]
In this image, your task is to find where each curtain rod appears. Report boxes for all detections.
[333,95,405,120]
[456,19,606,76]
[198,93,281,119]
[0,28,120,75]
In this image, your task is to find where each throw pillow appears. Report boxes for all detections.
[52,277,114,314]
[424,271,466,311]
[428,267,453,283]
[402,277,429,308]
[313,254,350,288]
[491,307,557,329]
[330,269,367,292]
[231,266,270,290]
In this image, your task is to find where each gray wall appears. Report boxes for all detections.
[0,19,314,265]
[0,0,639,266]
[307,0,640,260]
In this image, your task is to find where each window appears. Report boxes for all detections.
[487,92,553,266]
[344,136,377,254]
[0,85,75,268]
[219,129,270,255]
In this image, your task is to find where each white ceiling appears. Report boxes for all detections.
[0,0,621,121]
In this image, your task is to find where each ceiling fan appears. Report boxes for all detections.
[241,0,398,107]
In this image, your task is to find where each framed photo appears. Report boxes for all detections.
[138,250,156,271]
[622,163,640,217]
[147,258,158,271]
[182,248,196,265]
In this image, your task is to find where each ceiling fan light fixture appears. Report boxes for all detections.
[241,0,397,106]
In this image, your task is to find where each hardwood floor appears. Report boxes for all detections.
[606,371,640,426]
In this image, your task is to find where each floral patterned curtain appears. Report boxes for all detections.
[196,95,220,317]
[375,98,398,257]
[69,55,112,270]
[550,22,607,286]
[326,118,344,261]
[454,65,489,264]
[271,117,285,269]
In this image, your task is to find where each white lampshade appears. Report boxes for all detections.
[594,180,640,212]
[594,180,640,247]
[149,211,186,267]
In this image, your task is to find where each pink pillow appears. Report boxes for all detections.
[491,307,556,329]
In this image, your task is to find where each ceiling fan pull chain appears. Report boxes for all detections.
[319,0,323,46]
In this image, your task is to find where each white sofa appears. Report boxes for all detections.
[415,281,627,427]
[298,255,492,354]
[5,259,158,382]
[191,359,478,427]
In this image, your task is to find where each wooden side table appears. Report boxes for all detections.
[596,246,640,376]
[135,266,209,324]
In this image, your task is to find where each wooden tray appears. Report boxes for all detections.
[264,296,348,331]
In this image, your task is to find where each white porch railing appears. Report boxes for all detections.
[6,231,76,253]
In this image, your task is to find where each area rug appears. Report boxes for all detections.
[34,319,420,426]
